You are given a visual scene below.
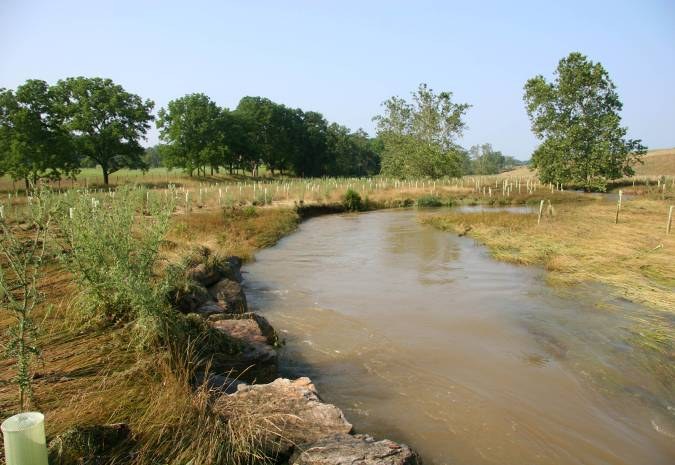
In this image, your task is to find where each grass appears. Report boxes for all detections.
[423,198,675,310]
[633,148,675,176]
[1,161,674,463]
[0,196,300,464]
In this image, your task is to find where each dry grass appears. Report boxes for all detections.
[633,148,675,176]
[0,204,301,464]
[423,198,675,311]
[166,206,300,261]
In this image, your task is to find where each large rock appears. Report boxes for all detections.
[208,278,248,313]
[208,312,279,382]
[187,255,243,287]
[173,282,212,313]
[194,300,228,317]
[216,377,352,460]
[290,433,422,465]
[209,312,277,345]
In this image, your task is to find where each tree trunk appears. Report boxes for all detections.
[24,178,30,193]
[102,166,109,185]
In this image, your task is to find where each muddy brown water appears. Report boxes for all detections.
[244,208,674,465]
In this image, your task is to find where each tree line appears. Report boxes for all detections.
[1,52,645,190]
[156,94,381,178]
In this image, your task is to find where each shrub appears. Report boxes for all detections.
[57,187,175,346]
[416,195,443,207]
[342,188,362,211]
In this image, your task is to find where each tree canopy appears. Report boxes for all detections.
[157,93,229,176]
[373,83,470,178]
[55,77,155,185]
[524,52,646,191]
[0,80,77,188]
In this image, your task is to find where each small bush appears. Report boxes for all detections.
[57,187,175,347]
[416,195,443,207]
[342,188,363,211]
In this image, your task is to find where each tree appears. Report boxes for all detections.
[470,143,507,175]
[143,145,163,168]
[326,126,381,177]
[0,80,77,189]
[157,93,228,176]
[291,110,328,177]
[373,83,471,178]
[55,77,154,185]
[524,52,646,191]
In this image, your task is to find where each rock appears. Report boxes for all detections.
[208,312,279,382]
[48,423,131,465]
[217,377,352,459]
[186,262,223,287]
[193,372,247,394]
[186,254,243,286]
[209,312,277,345]
[173,282,212,313]
[290,433,422,465]
[194,301,228,317]
[222,256,243,282]
[208,278,247,313]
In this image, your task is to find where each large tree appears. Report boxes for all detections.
[55,77,154,185]
[524,52,646,191]
[0,80,77,189]
[373,83,470,178]
[157,93,228,176]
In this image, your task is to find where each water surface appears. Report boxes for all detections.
[244,209,674,465]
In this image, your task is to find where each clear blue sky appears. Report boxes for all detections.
[1,0,673,159]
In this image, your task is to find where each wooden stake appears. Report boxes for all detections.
[537,200,545,224]
[615,190,622,224]
[667,205,674,234]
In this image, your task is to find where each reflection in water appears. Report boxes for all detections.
[244,209,675,465]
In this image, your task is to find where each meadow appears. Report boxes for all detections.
[0,149,674,464]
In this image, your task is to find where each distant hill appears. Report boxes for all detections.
[633,148,675,176]
[496,148,675,178]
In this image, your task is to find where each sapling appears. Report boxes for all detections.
[0,187,57,410]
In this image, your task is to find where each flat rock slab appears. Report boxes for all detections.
[219,377,352,459]
[290,433,422,465]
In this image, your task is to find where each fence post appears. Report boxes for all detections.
[537,199,545,224]
[615,190,623,224]
[667,205,674,234]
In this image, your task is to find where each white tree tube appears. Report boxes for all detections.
[1,412,48,465]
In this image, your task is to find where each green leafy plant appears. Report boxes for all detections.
[342,188,363,211]
[0,187,58,410]
[57,187,175,346]
[416,195,443,207]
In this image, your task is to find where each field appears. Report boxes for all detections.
[0,151,674,464]
[633,148,675,176]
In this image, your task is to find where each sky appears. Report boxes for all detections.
[1,0,674,160]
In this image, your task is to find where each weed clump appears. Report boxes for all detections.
[342,188,363,211]
[57,187,175,347]
[416,195,444,207]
